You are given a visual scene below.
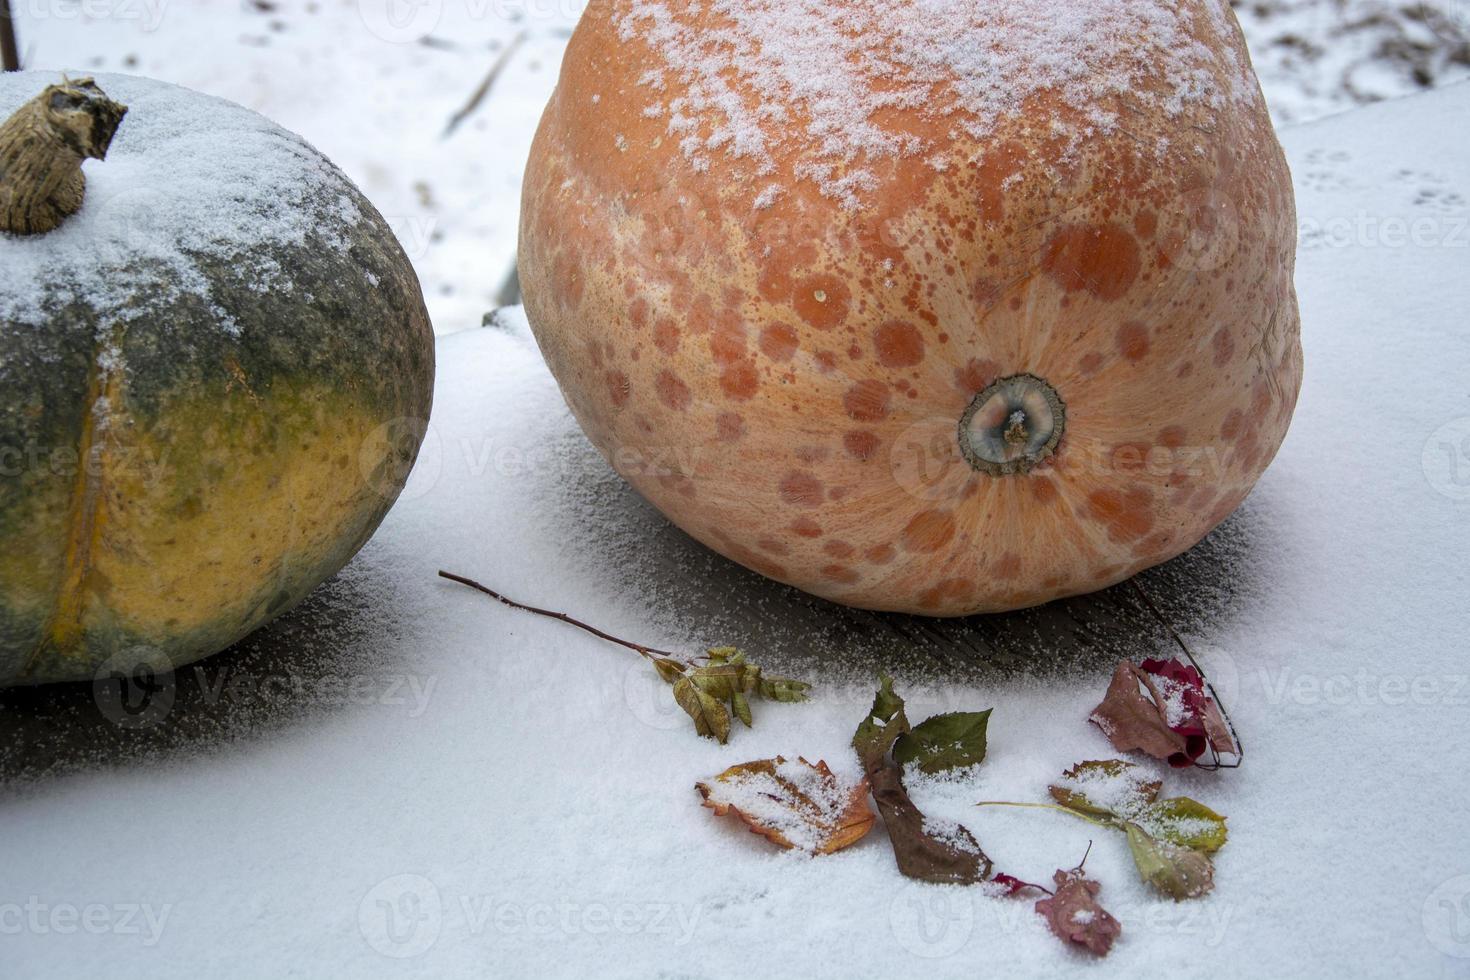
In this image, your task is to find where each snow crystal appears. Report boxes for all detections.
[0,72,362,331]
[616,0,1255,206]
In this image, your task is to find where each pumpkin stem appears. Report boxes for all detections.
[0,76,127,236]
[959,373,1066,477]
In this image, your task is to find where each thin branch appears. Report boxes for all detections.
[442,31,528,138]
[1,0,20,73]
[438,570,692,664]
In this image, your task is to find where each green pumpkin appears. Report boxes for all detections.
[0,73,435,686]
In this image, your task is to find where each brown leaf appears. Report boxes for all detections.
[869,765,993,883]
[1090,661,1192,763]
[674,676,731,743]
[696,757,875,855]
[1035,869,1122,956]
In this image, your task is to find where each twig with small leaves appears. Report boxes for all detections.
[438,570,812,743]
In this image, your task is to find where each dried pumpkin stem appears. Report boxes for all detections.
[959,373,1066,476]
[0,76,127,236]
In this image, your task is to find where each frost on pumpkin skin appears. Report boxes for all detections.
[519,0,1303,616]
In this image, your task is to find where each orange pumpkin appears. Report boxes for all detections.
[519,0,1302,615]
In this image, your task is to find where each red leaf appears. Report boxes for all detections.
[1091,659,1235,767]
[991,872,1046,896]
[1034,869,1122,957]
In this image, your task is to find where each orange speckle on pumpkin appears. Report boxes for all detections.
[1117,321,1150,362]
[759,322,798,362]
[790,518,823,538]
[653,317,680,355]
[779,472,825,507]
[993,553,1023,579]
[1212,327,1236,367]
[793,274,851,330]
[605,370,630,407]
[1157,425,1187,449]
[1087,488,1155,542]
[874,320,925,368]
[1041,223,1142,301]
[1031,476,1058,503]
[824,540,855,559]
[954,358,1000,396]
[715,412,745,442]
[865,544,895,565]
[758,537,789,556]
[1220,409,1244,440]
[843,380,891,422]
[844,430,880,460]
[822,564,860,585]
[719,359,759,400]
[655,370,691,411]
[901,509,957,553]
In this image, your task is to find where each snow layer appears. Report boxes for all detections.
[1,62,1469,980]
[0,72,361,330]
[617,0,1252,204]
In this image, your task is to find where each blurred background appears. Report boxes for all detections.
[3,0,1467,337]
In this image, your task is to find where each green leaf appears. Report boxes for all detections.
[893,710,992,773]
[759,676,812,703]
[731,690,753,728]
[652,658,686,685]
[851,675,911,770]
[1136,797,1229,853]
[1123,822,1215,899]
[689,663,745,700]
[674,676,731,744]
[1048,760,1161,819]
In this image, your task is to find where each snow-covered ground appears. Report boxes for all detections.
[8,0,1469,335]
[2,66,1469,976]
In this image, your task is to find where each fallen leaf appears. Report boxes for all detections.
[674,676,731,744]
[894,710,992,774]
[853,677,994,883]
[1136,796,1229,853]
[697,757,875,855]
[1090,659,1235,767]
[1048,759,1161,818]
[991,872,1047,896]
[1124,821,1216,899]
[852,674,910,770]
[668,648,812,743]
[1034,869,1122,956]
